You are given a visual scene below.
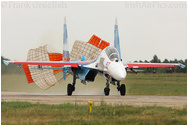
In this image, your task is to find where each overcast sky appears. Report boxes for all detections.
[1,1,187,62]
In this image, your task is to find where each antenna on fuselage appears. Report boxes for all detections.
[114,17,122,61]
[63,16,70,61]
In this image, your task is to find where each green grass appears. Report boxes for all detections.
[124,73,187,96]
[1,101,187,125]
[1,73,187,96]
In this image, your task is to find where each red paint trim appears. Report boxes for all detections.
[127,64,177,68]
[78,61,92,64]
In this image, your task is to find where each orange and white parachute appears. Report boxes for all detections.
[22,35,110,89]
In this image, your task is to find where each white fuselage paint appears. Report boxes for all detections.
[83,46,126,81]
[106,60,126,81]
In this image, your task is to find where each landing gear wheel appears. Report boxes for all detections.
[120,84,126,96]
[67,84,73,96]
[104,87,110,96]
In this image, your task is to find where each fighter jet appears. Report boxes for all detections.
[3,17,185,96]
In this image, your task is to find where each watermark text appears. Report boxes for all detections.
[2,1,67,9]
[125,1,186,9]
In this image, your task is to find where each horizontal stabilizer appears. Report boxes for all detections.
[178,63,185,68]
[3,60,9,66]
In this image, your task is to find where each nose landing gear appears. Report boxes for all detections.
[104,79,110,96]
[104,79,126,96]
[117,82,126,96]
[119,84,126,96]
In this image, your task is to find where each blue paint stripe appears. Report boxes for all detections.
[114,24,121,60]
[79,58,98,66]
[63,19,69,59]
[63,50,69,57]
[63,24,68,45]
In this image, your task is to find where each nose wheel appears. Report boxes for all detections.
[117,82,126,96]
[120,84,126,96]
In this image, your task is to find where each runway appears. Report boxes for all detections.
[1,92,187,108]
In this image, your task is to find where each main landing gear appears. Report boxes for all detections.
[104,79,110,96]
[67,71,76,96]
[104,80,126,96]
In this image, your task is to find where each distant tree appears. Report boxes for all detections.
[163,59,169,63]
[162,59,171,73]
[174,59,178,63]
[139,60,143,63]
[150,55,161,73]
[144,60,149,63]
[150,55,161,63]
[1,56,8,64]
[142,60,150,73]
[169,59,178,63]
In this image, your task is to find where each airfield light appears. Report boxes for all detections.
[88,100,93,113]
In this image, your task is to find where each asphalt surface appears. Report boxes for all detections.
[1,92,187,108]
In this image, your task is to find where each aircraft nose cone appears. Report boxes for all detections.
[110,69,126,81]
[120,74,126,80]
[118,72,126,80]
[108,62,126,81]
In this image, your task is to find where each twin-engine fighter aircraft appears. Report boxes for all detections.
[3,18,185,96]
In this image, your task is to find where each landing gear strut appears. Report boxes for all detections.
[67,71,76,96]
[104,79,110,96]
[117,81,126,96]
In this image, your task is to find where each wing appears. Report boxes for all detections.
[124,63,185,69]
[3,60,94,68]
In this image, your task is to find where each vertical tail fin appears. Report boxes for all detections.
[114,18,122,60]
[63,16,70,61]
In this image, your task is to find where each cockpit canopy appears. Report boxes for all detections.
[105,46,119,61]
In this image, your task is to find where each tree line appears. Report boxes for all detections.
[133,55,187,73]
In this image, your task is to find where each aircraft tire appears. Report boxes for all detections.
[67,84,73,96]
[104,87,110,96]
[120,84,126,96]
